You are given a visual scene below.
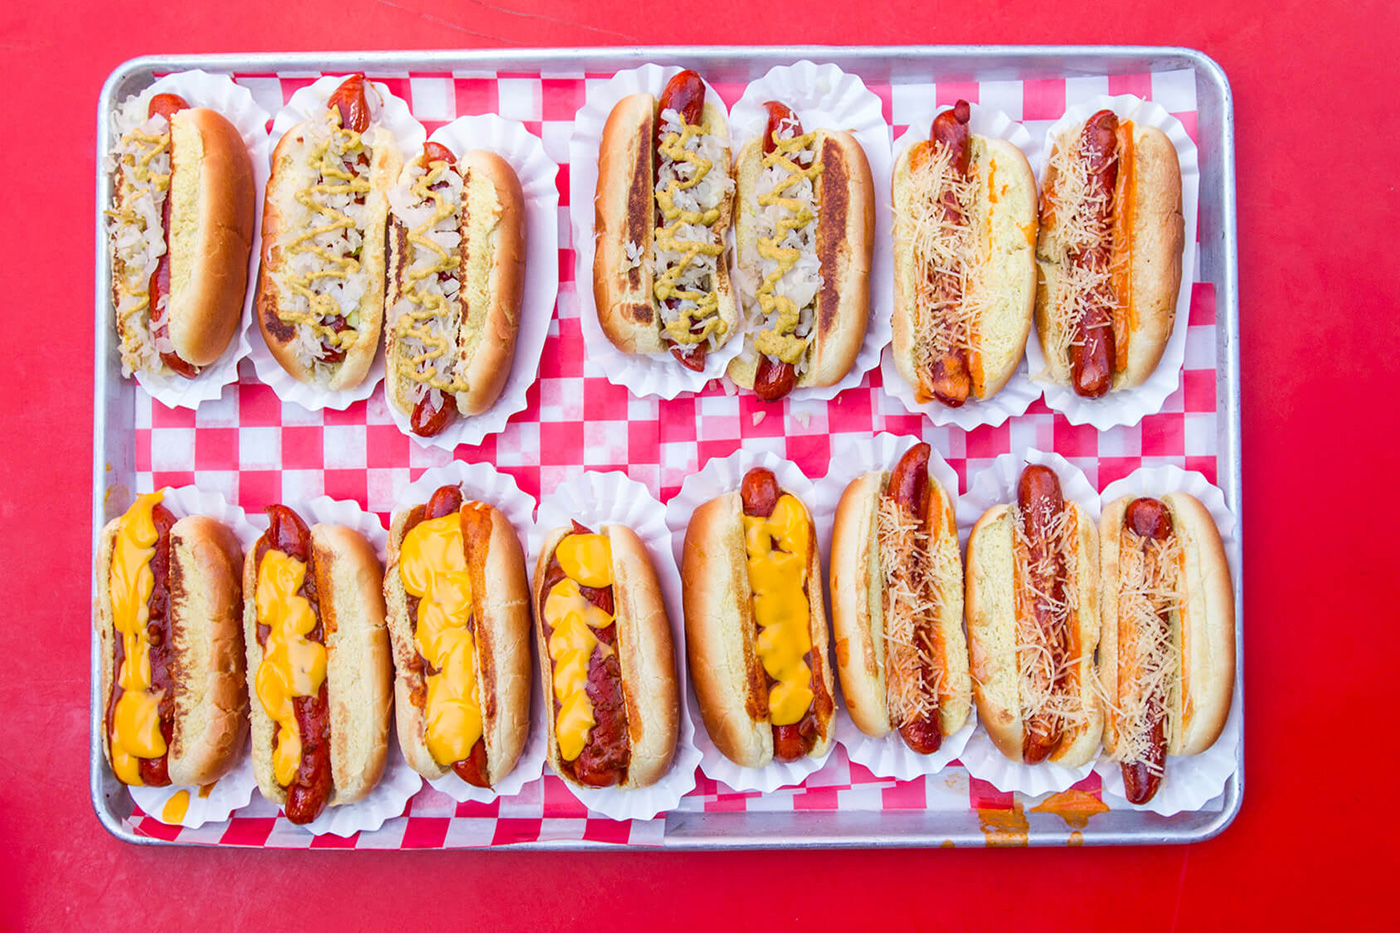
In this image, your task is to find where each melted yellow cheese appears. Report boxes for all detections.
[108,491,167,785]
[542,544,615,761]
[162,789,190,823]
[754,131,824,365]
[276,108,370,350]
[399,511,484,767]
[743,495,815,725]
[254,549,327,787]
[654,115,727,346]
[394,157,470,392]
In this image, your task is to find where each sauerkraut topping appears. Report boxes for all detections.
[277,107,373,372]
[751,124,823,367]
[390,157,468,397]
[106,105,173,377]
[653,109,732,349]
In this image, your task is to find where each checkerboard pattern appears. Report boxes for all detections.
[125,67,1220,847]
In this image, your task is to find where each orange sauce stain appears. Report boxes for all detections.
[1031,789,1110,845]
[977,806,1029,847]
[198,782,217,799]
[1069,831,1085,847]
[161,789,190,824]
[940,840,955,849]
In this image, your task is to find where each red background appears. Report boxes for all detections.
[4,0,1396,928]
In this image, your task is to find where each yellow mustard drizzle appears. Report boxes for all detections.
[394,158,468,392]
[753,130,824,365]
[107,126,173,336]
[653,116,727,347]
[278,108,371,352]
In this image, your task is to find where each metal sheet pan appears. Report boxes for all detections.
[92,45,1240,848]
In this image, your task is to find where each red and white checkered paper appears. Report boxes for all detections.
[124,66,1220,847]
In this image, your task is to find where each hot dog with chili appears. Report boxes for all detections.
[593,69,739,370]
[98,491,247,787]
[1099,492,1234,804]
[728,101,875,401]
[256,74,402,391]
[244,505,391,824]
[385,142,526,437]
[965,464,1102,766]
[532,521,679,789]
[682,467,836,768]
[1036,106,1184,397]
[890,101,1037,407]
[107,90,255,381]
[384,485,532,787]
[830,444,971,752]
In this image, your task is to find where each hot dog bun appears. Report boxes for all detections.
[532,524,679,789]
[1035,119,1184,392]
[1099,492,1234,761]
[593,91,739,357]
[97,511,248,786]
[256,98,400,391]
[108,104,256,378]
[729,129,875,391]
[384,499,532,786]
[681,487,835,768]
[965,500,1102,766]
[243,521,391,810]
[830,469,971,741]
[890,133,1037,402]
[385,148,527,429]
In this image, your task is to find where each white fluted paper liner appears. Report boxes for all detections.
[389,461,547,802]
[252,496,423,835]
[1093,466,1240,816]
[125,485,260,826]
[528,471,700,820]
[568,64,745,399]
[250,76,427,412]
[879,103,1042,428]
[384,115,559,450]
[109,71,270,410]
[1025,95,1200,429]
[821,434,977,779]
[953,450,1100,795]
[727,61,894,402]
[663,450,834,792]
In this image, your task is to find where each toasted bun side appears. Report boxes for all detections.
[476,504,533,785]
[312,524,390,805]
[593,94,662,355]
[964,505,1024,762]
[166,108,256,367]
[926,480,972,737]
[1032,131,1077,388]
[968,136,1037,400]
[382,508,443,779]
[889,141,923,397]
[606,524,680,789]
[1163,493,1235,756]
[682,492,772,769]
[1097,496,1128,759]
[803,503,837,759]
[166,516,248,786]
[97,520,120,774]
[830,472,891,738]
[805,129,874,388]
[531,527,570,778]
[452,150,527,416]
[257,123,398,391]
[1114,125,1184,391]
[242,545,283,805]
[1047,502,1103,768]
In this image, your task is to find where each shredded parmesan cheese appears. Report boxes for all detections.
[876,496,941,726]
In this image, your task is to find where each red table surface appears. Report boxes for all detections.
[4,0,1396,928]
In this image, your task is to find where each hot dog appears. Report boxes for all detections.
[965,465,1102,766]
[682,468,836,767]
[1036,108,1184,397]
[385,144,527,437]
[830,444,971,752]
[532,521,679,789]
[728,102,875,401]
[244,505,391,824]
[107,91,256,380]
[256,75,402,391]
[384,485,532,787]
[593,69,739,370]
[1099,493,1234,803]
[97,492,248,787]
[890,101,1037,407]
